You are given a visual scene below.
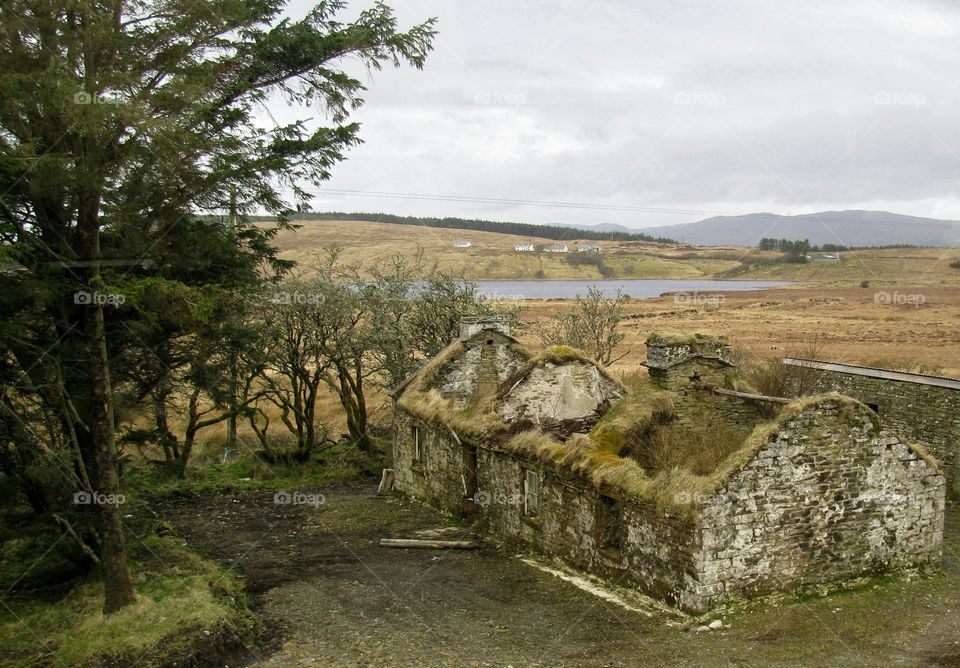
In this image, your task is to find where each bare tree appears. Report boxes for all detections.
[538,287,628,366]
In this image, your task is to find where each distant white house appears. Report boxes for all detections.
[545,243,568,253]
[514,243,535,252]
[577,244,601,252]
[806,253,841,262]
[452,240,472,248]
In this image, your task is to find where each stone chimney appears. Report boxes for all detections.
[643,333,733,388]
[459,315,511,339]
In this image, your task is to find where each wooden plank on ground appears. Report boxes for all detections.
[379,538,480,550]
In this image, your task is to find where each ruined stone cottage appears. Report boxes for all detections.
[390,320,946,612]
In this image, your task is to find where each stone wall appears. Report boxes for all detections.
[473,449,700,608]
[645,338,732,370]
[649,358,767,436]
[783,360,960,495]
[392,410,701,608]
[392,411,466,513]
[459,316,511,339]
[497,361,626,424]
[694,401,946,609]
[436,331,527,405]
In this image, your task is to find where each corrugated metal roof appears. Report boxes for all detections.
[783,357,960,390]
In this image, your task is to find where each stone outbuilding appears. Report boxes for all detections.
[391,322,946,612]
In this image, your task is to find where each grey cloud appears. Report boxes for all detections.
[277,0,960,227]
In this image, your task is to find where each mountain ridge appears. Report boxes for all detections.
[626,210,959,247]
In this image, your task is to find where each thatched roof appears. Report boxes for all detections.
[393,331,530,440]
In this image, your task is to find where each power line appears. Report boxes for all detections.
[314,188,721,216]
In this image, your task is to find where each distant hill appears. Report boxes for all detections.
[289,212,678,244]
[636,210,959,248]
[551,222,636,234]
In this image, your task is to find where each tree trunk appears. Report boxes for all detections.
[86,301,137,613]
[336,367,372,453]
[73,180,136,612]
[174,388,203,478]
[153,385,178,463]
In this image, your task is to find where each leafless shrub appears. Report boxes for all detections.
[865,358,945,376]
[537,286,627,365]
[745,337,824,399]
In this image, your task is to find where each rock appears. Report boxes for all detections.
[708,619,723,629]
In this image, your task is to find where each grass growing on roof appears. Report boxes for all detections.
[646,332,729,347]
[501,429,568,462]
[536,345,585,365]
[589,385,675,453]
[648,392,899,511]
[407,339,468,391]
[395,337,525,437]
[397,388,507,438]
[493,390,921,516]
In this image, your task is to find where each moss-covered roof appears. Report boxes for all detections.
[645,332,729,347]
[489,391,938,516]
[395,331,941,517]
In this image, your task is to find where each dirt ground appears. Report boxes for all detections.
[159,485,960,668]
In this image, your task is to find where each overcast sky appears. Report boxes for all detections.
[271,0,960,230]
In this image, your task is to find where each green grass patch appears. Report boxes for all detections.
[124,438,389,497]
[0,533,255,667]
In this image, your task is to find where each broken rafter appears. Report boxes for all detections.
[714,387,791,404]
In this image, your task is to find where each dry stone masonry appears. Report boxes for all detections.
[391,322,947,613]
[783,358,960,496]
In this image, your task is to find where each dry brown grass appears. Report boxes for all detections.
[268,218,960,286]
[631,422,749,476]
[588,385,675,453]
[397,388,505,439]
[743,337,826,400]
[512,285,960,380]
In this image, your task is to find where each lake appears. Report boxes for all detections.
[474,279,792,300]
